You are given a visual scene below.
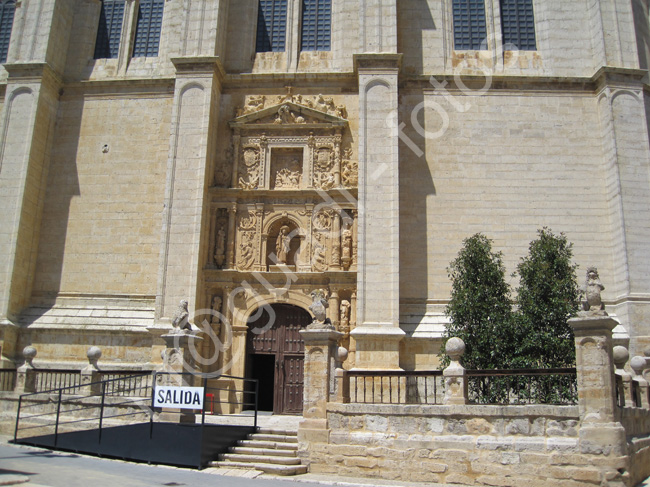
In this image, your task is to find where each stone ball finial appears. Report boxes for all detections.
[630,356,646,377]
[336,346,349,363]
[22,346,37,367]
[446,337,466,362]
[613,345,629,369]
[644,346,650,358]
[87,346,102,366]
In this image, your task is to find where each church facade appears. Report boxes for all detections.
[1,0,650,415]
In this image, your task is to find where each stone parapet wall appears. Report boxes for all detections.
[300,403,632,486]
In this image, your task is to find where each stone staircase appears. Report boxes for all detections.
[209,428,307,476]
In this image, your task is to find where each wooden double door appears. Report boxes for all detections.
[246,304,311,415]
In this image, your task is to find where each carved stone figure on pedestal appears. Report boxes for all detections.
[171,300,193,333]
[276,225,291,264]
[341,224,352,268]
[308,289,334,330]
[581,266,606,315]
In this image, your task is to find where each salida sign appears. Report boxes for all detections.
[154,386,204,410]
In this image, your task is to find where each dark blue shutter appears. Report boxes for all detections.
[452,0,487,50]
[133,0,164,57]
[500,0,536,50]
[256,0,288,52]
[301,0,331,51]
[0,0,15,64]
[94,0,125,59]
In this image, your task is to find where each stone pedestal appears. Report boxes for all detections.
[80,346,102,396]
[569,314,626,457]
[298,328,342,443]
[443,337,467,405]
[157,332,203,423]
[15,346,37,393]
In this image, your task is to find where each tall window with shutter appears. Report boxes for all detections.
[132,0,164,58]
[256,0,288,52]
[0,0,15,64]
[500,0,537,50]
[301,0,331,51]
[452,0,487,50]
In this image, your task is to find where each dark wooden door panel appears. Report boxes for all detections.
[246,304,311,414]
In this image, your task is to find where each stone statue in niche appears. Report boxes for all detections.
[581,266,606,314]
[171,300,193,334]
[276,225,291,264]
[211,295,222,334]
[341,148,358,188]
[340,300,351,333]
[341,223,353,269]
[214,225,226,267]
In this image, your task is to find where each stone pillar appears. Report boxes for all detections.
[80,347,102,396]
[226,204,237,269]
[15,346,37,393]
[0,0,74,333]
[630,355,649,409]
[330,214,341,270]
[351,50,404,370]
[613,345,632,407]
[157,332,203,423]
[154,57,225,323]
[443,338,467,405]
[298,328,342,443]
[569,315,626,456]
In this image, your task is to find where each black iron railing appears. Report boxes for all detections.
[348,370,444,405]
[102,371,153,397]
[466,368,578,405]
[34,369,82,394]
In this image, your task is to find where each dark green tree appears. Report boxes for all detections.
[513,228,581,369]
[443,234,517,370]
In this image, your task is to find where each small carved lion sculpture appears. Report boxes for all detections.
[171,299,193,333]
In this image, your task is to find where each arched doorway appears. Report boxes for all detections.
[245,303,311,414]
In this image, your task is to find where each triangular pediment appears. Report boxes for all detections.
[230,101,348,129]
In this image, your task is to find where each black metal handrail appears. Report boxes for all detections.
[0,369,16,391]
[15,372,259,448]
[348,370,444,405]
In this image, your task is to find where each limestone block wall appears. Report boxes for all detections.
[301,403,634,486]
[399,89,612,302]
[31,88,172,297]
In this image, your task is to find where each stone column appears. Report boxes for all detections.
[226,203,237,269]
[330,214,341,270]
[154,57,225,323]
[351,50,404,370]
[298,328,342,443]
[328,290,340,330]
[569,314,626,456]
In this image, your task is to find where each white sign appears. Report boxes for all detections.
[154,386,204,410]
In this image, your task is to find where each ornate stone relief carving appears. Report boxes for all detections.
[214,144,233,188]
[313,147,335,190]
[236,90,348,120]
[238,146,260,190]
[341,148,358,188]
[272,150,302,189]
[237,232,256,270]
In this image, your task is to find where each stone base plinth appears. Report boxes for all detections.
[350,325,405,370]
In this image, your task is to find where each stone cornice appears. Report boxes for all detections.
[3,62,62,90]
[354,53,403,73]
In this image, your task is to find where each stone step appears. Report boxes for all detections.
[237,439,298,450]
[209,461,308,476]
[256,428,298,437]
[220,453,302,465]
[249,433,298,443]
[230,446,298,457]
